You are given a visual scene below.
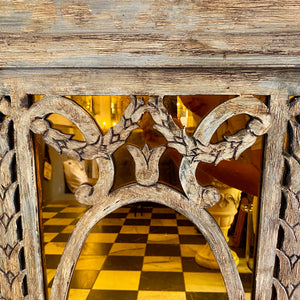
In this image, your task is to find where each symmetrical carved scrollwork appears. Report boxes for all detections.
[0,103,26,300]
[28,94,271,300]
[273,97,300,300]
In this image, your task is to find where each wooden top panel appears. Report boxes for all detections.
[1,0,300,68]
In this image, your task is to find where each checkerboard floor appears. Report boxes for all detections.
[42,202,252,300]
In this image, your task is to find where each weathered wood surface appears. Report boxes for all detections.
[2,68,300,96]
[254,91,289,300]
[272,97,300,300]
[0,0,300,68]
[27,95,272,300]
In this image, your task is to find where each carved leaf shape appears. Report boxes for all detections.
[0,117,11,158]
[291,281,300,300]
[194,96,271,164]
[0,242,23,274]
[0,269,26,300]
[285,155,300,197]
[0,213,20,247]
[279,219,300,257]
[127,144,166,186]
[283,189,300,227]
[289,120,300,160]
[276,249,293,287]
[0,150,15,198]
[273,278,289,300]
[0,182,18,218]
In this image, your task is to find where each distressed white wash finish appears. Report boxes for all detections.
[28,95,271,300]
[0,0,300,68]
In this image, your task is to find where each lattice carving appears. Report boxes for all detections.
[28,94,271,300]
[273,97,300,300]
[0,99,26,300]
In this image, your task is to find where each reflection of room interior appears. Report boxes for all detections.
[35,95,261,300]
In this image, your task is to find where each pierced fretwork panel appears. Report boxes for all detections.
[273,97,300,300]
[0,97,27,300]
[28,94,271,300]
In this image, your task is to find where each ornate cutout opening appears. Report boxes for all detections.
[31,94,270,300]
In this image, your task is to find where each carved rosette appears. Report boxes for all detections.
[273,97,300,300]
[0,98,26,300]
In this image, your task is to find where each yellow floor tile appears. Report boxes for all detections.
[147,234,179,244]
[120,225,150,234]
[46,269,56,284]
[109,243,146,256]
[60,207,88,213]
[143,256,182,272]
[44,242,66,255]
[68,288,90,300]
[180,244,203,257]
[85,233,118,243]
[184,272,226,292]
[176,214,188,220]
[178,226,200,235]
[150,219,177,226]
[93,270,141,290]
[138,291,186,300]
[245,293,251,300]
[75,255,106,270]
[43,232,58,243]
[42,212,58,219]
[43,218,74,226]
[97,218,125,226]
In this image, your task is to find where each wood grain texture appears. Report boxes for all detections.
[272,97,300,300]
[0,112,25,300]
[0,0,300,68]
[2,68,300,97]
[254,91,289,300]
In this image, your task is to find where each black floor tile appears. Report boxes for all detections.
[45,255,61,269]
[91,225,122,233]
[102,256,144,270]
[107,213,128,218]
[181,257,220,273]
[139,271,185,291]
[80,243,113,255]
[179,235,206,245]
[115,234,148,243]
[151,213,176,219]
[53,212,82,218]
[70,270,99,289]
[149,226,178,234]
[87,290,138,300]
[145,244,181,256]
[51,233,71,242]
[124,219,151,226]
[42,207,62,212]
[177,219,195,226]
[43,225,66,233]
[240,273,253,292]
[186,292,229,300]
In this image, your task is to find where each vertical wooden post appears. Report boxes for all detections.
[11,90,45,300]
[254,91,289,299]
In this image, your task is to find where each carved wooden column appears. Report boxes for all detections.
[0,92,45,300]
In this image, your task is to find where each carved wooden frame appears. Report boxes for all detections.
[0,68,299,300]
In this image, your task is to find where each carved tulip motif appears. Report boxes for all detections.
[127,144,166,186]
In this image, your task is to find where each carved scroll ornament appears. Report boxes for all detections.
[28,94,271,300]
[30,95,271,208]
